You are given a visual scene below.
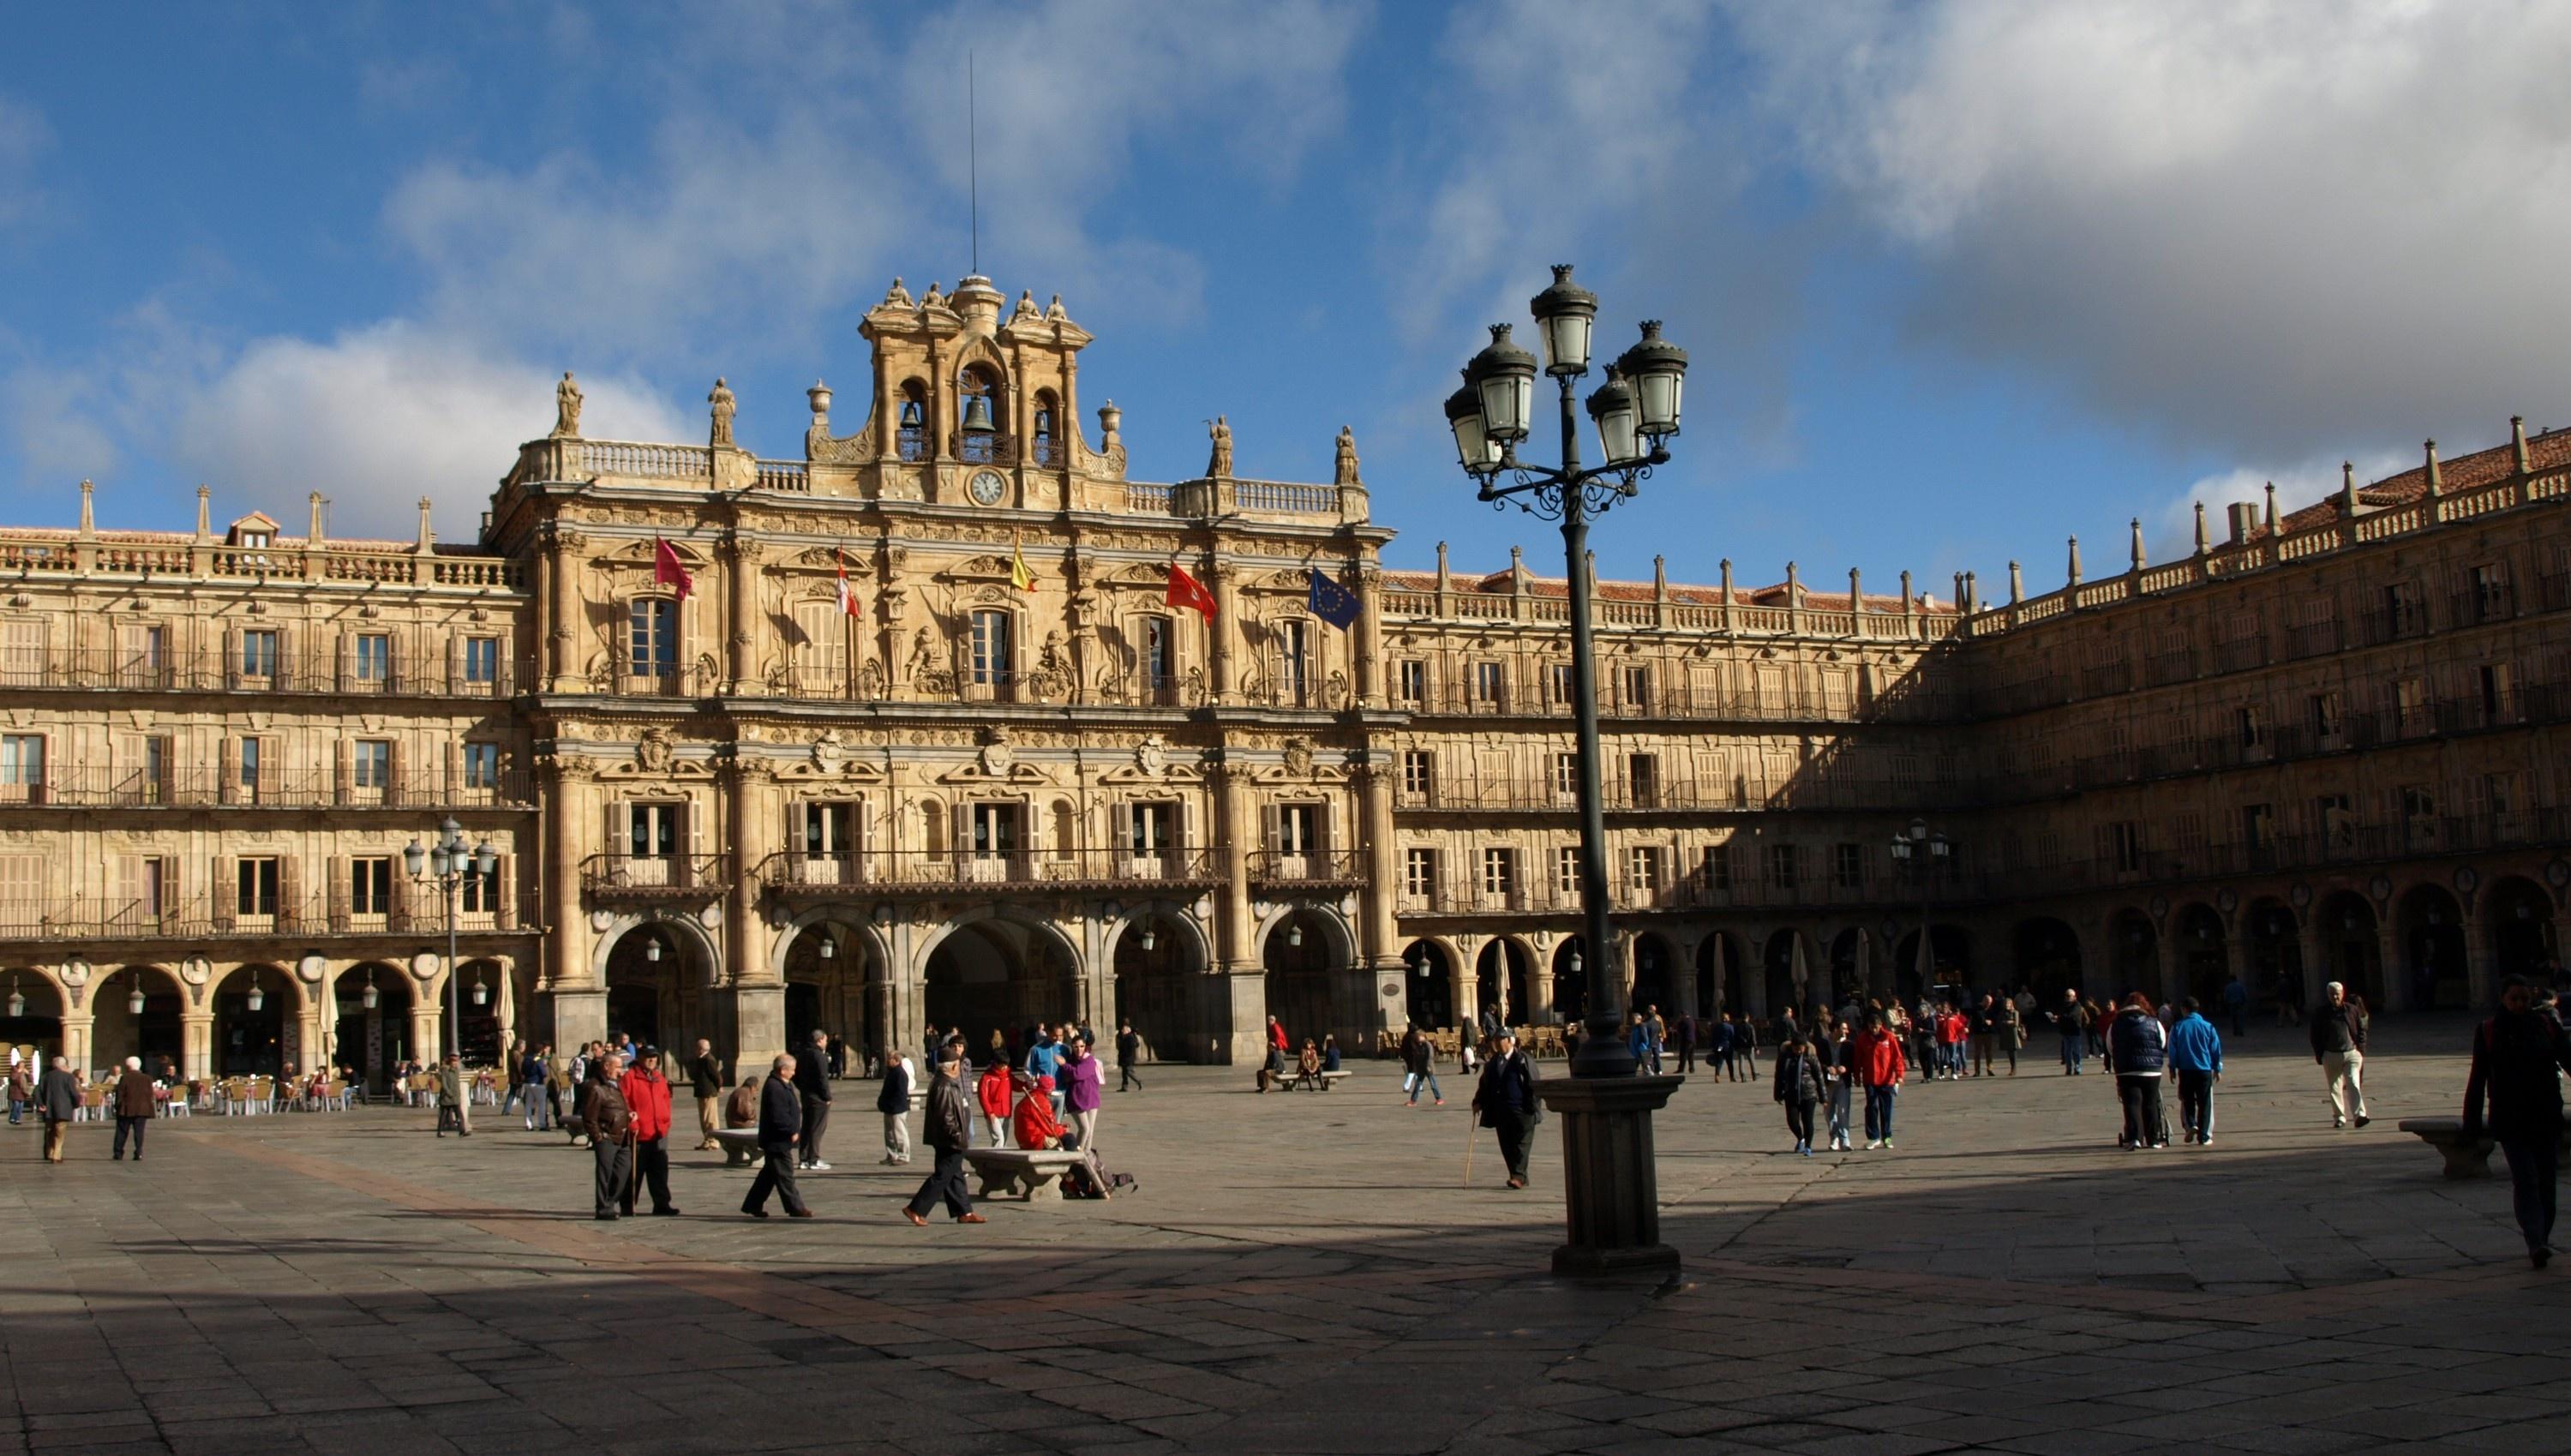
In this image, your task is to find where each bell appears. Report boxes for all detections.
[898,398,924,428]
[961,392,997,437]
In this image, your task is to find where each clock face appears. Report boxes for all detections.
[968,470,1006,506]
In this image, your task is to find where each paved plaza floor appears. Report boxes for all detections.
[7,1014,2569,1456]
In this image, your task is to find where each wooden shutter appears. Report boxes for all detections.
[492,853,515,929]
[328,854,350,932]
[387,739,405,806]
[334,738,353,805]
[277,854,301,931]
[213,857,236,929]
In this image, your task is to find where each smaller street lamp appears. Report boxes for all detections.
[1890,819,1953,994]
[6,973,23,1019]
[128,972,146,1016]
[407,816,499,1070]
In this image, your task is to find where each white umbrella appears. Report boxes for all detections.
[1790,936,1810,1014]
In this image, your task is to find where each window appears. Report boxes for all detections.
[970,802,1018,858]
[1557,846,1581,896]
[629,802,680,860]
[1554,752,1579,800]
[2487,771,2522,817]
[2108,821,2143,873]
[237,857,280,917]
[2316,793,2355,847]
[238,529,272,549]
[2243,803,2275,847]
[120,623,167,686]
[138,735,168,803]
[2310,691,2342,740]
[1400,749,1433,799]
[352,740,392,790]
[970,610,1014,686]
[239,736,262,792]
[1550,662,1574,704]
[1142,616,1173,689]
[460,862,500,914]
[1474,660,1505,706]
[354,633,391,683]
[802,801,859,855]
[2383,580,2425,635]
[1768,842,1799,890]
[1623,665,1651,711]
[2394,678,2428,732]
[112,855,161,918]
[1278,620,1309,699]
[2401,785,2437,823]
[2481,662,2514,721]
[1482,847,1517,899]
[1628,846,1661,895]
[464,742,500,790]
[1404,848,1436,897]
[1833,842,1863,889]
[463,637,500,685]
[1704,842,1733,890]
[0,734,41,792]
[1626,753,1657,808]
[1397,660,1426,703]
[1128,802,1175,856]
[241,629,280,678]
[1277,803,1319,854]
[351,857,393,915]
[2237,704,2266,750]
[628,600,678,677]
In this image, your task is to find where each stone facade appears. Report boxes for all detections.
[3,273,2565,1081]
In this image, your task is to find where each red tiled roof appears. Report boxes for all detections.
[2269,427,2571,538]
[1378,563,1958,614]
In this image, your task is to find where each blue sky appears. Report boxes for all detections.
[5,2,2568,599]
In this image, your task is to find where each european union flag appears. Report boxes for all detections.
[1307,567,1360,629]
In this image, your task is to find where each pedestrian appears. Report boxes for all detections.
[1998,992,2023,1076]
[2107,993,2169,1149]
[686,1038,722,1151]
[434,1052,471,1136]
[2310,980,2370,1129]
[2276,964,2304,1028]
[794,1028,835,1169]
[1825,1013,1856,1150]
[742,1055,812,1219]
[1266,1015,1290,1067]
[617,1046,678,1215]
[2050,989,2088,1075]
[1773,1034,1825,1156]
[1938,1002,1969,1081]
[826,1034,848,1081]
[902,1048,986,1225]
[1471,1028,1541,1189]
[7,1053,31,1125]
[1734,1013,1760,1080]
[37,1054,77,1162]
[111,1056,154,1160]
[1851,1011,1907,1149]
[583,1050,633,1219]
[1023,1023,1063,1094]
[878,1049,914,1166]
[522,1043,555,1132]
[1705,1012,1734,1082]
[1060,1034,1104,1150]
[1644,1004,1667,1075]
[2221,976,2249,1038]
[1321,1034,1342,1072]
[1675,1011,1697,1074]
[2464,978,2571,1267]
[1115,1018,1143,1092]
[1400,1026,1443,1106]
[1969,994,2000,1078]
[976,1058,1014,1147]
[2167,996,2223,1145]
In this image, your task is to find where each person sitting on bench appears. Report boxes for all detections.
[1012,1073,1064,1151]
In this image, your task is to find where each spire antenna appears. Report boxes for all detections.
[968,50,980,275]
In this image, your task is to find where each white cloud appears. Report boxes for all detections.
[169,321,686,540]
[1731,0,2571,461]
[0,92,56,233]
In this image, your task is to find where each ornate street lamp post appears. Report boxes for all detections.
[1889,818,1951,998]
[1447,266,1689,1275]
[405,816,500,1067]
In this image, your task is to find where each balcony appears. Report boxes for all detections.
[0,890,533,944]
[581,853,734,899]
[1248,848,1366,890]
[0,768,536,811]
[0,646,521,698]
[757,848,1221,896]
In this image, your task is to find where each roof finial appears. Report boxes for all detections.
[2193,500,2209,556]
[2065,535,2082,587]
[2129,518,2145,572]
[2423,439,2442,498]
[968,49,980,276]
[77,478,93,536]
[2008,560,2023,605]
[2340,460,2360,515]
[2263,481,2278,534]
[2514,415,2532,472]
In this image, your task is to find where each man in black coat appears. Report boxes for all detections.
[37,1055,79,1163]
[902,1049,986,1225]
[1471,1030,1542,1189]
[1115,1019,1144,1092]
[742,1054,811,1219]
[793,1028,834,1171]
[2464,978,2571,1266]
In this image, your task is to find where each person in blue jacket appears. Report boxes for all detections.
[2166,995,2225,1145]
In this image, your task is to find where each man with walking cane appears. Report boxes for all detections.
[584,1049,634,1220]
[1470,1029,1542,1189]
[618,1046,678,1216]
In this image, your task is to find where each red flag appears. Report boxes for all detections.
[653,537,693,602]
[1166,562,1217,619]
[836,549,860,615]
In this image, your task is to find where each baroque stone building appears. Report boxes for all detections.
[2,271,2565,1082]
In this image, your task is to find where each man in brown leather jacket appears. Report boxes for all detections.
[583,1049,633,1219]
[112,1057,157,1161]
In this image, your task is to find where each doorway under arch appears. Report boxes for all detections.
[2173,903,2227,1009]
[1763,929,1812,1022]
[785,922,878,1065]
[2245,900,2304,1011]
[1629,932,1678,1022]
[925,915,1081,1053]
[2398,884,2468,1010]
[2107,909,2157,1002]
[1262,908,1346,1048]
[2488,877,2558,983]
[1477,938,1534,1027]
[1694,932,1745,1020]
[91,965,185,1076]
[1400,938,1454,1031]
[1550,937,1588,1022]
[333,963,412,1093]
[2011,918,2083,1004]
[1892,925,1974,1004]
[2315,892,2383,1008]
[1113,909,1208,1063]
[0,968,65,1062]
[212,963,294,1077]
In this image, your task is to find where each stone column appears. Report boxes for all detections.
[2376,918,2410,1012]
[1531,951,1556,1026]
[722,763,776,1070]
[1355,565,1385,706]
[1453,951,1479,1034]
[541,767,602,1051]
[61,1010,93,1076]
[1208,561,1240,704]
[1356,760,1400,968]
[181,1011,214,1083]
[2462,911,2497,1010]
[2154,931,2181,1007]
[547,529,585,692]
[1536,1072,1683,1275]
[411,1004,442,1066]
[1220,969,1268,1067]
[2296,920,2326,1015]
[727,536,762,694]
[1213,760,1255,972]
[1671,939,1699,1025]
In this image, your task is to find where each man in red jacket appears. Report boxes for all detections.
[1851,1012,1909,1149]
[617,1046,679,1216]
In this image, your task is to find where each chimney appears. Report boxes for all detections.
[1954,571,1968,609]
[1847,566,1861,616]
[2226,501,2258,543]
[1964,570,1979,613]
[2193,500,2209,556]
[195,485,212,542]
[2066,536,2083,588]
[1653,554,1669,602]
[1720,558,1735,631]
[2423,439,2442,499]
[77,478,94,536]
[1435,540,1451,595]
[2514,415,2532,473]
[2263,482,2278,535]
[2008,560,2023,604]
[1899,568,1914,614]
[2339,460,2359,516]
[2129,518,2145,572]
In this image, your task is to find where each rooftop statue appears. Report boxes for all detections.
[1207,415,1233,479]
[708,378,737,449]
[1334,425,1359,487]
[553,372,583,438]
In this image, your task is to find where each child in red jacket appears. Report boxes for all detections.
[976,1062,1016,1148]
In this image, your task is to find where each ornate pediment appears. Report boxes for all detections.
[787,545,873,574]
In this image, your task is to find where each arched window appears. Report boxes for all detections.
[896,380,929,461]
[956,364,1005,463]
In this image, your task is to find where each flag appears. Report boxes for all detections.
[1010,540,1037,592]
[653,537,693,602]
[836,549,859,616]
[1307,566,1360,629]
[1166,561,1217,619]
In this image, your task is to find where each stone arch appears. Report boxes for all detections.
[211,962,298,1078]
[1107,902,1214,1064]
[2107,908,2159,1001]
[1,964,68,1062]
[2244,897,2304,1010]
[1477,935,1537,1026]
[1892,925,1973,1004]
[1398,938,1454,1032]
[2395,883,2468,1010]
[91,964,186,1077]
[2314,890,2384,1009]
[2011,917,2083,1004]
[1694,931,1747,1020]
[1629,931,1681,1022]
[1827,927,1866,1010]
[329,962,416,1093]
[2172,902,2228,1010]
[2486,875,2557,985]
[1762,928,1817,1022]
[598,918,722,1054]
[1261,905,1357,1051]
[1550,936,1590,1022]
[779,920,884,1069]
[920,907,1083,1054]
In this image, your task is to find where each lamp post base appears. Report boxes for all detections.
[1536,1072,1682,1277]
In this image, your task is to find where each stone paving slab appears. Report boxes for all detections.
[3,1014,2565,1454]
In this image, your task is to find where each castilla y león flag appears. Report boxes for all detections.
[1165,562,1217,618]
[653,537,694,602]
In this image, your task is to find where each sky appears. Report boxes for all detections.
[5,1,2570,599]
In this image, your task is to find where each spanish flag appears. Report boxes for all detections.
[1010,540,1037,592]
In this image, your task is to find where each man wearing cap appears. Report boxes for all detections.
[1471,1029,1542,1189]
[619,1046,679,1216]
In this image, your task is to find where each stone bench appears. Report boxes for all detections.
[1260,1068,1351,1093]
[711,1127,764,1169]
[2399,1117,2571,1180]
[965,1147,1084,1201]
